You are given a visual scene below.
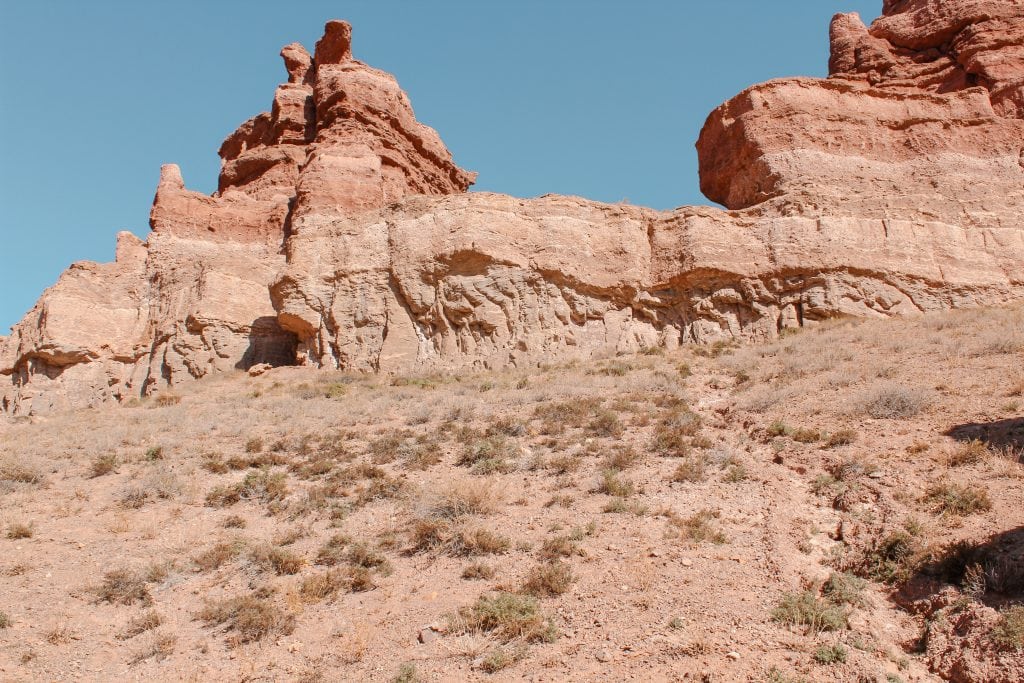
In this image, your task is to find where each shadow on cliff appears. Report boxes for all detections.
[235,316,299,370]
[944,418,1024,456]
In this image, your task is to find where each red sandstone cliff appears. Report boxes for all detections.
[3,3,1023,414]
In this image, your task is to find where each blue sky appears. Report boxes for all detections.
[0,1,880,332]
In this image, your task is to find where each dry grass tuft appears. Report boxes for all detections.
[521,561,574,597]
[93,569,152,606]
[857,384,929,419]
[6,522,33,539]
[668,509,726,545]
[197,594,295,643]
[451,592,557,644]
[119,610,162,640]
[249,544,304,575]
[922,481,992,516]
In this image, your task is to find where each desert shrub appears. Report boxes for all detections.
[991,606,1024,651]
[144,446,164,461]
[539,535,581,560]
[6,522,33,539]
[152,393,181,407]
[823,429,858,448]
[450,528,511,556]
[922,482,992,516]
[692,339,737,358]
[651,407,702,456]
[458,435,520,474]
[851,529,920,583]
[545,453,582,475]
[521,561,574,597]
[462,562,497,580]
[670,455,707,483]
[431,479,501,519]
[533,398,603,433]
[858,384,928,419]
[244,437,264,453]
[94,569,152,606]
[346,543,392,574]
[299,568,370,602]
[602,446,643,471]
[791,427,821,444]
[201,453,229,474]
[947,440,990,467]
[771,590,847,633]
[0,459,43,486]
[0,611,10,628]
[669,510,726,545]
[588,409,624,437]
[391,662,422,683]
[128,632,176,664]
[486,416,526,437]
[193,540,245,571]
[822,572,866,607]
[119,610,162,640]
[315,534,351,566]
[452,592,557,643]
[197,594,295,642]
[723,464,749,483]
[90,454,118,478]
[813,643,848,664]
[249,544,303,575]
[597,469,634,497]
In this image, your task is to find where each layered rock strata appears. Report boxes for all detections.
[3,3,1024,414]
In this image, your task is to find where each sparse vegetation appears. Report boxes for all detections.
[991,606,1024,651]
[858,384,928,419]
[922,481,992,516]
[668,509,726,545]
[6,522,33,539]
[3,301,1024,678]
[90,453,118,478]
[771,589,847,633]
[451,592,557,644]
[93,569,152,606]
[670,455,706,483]
[521,561,574,597]
[813,643,847,664]
[947,439,990,466]
[119,610,162,640]
[197,594,295,643]
[597,469,635,497]
[462,562,497,580]
[249,543,304,575]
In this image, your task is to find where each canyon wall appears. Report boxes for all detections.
[3,2,1023,414]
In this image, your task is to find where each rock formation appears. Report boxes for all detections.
[3,3,1024,414]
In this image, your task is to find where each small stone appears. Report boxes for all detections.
[726,651,740,661]
[596,649,613,663]
[681,558,693,567]
[247,363,272,377]
[418,628,439,644]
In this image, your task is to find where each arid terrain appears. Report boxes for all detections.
[2,304,1022,682]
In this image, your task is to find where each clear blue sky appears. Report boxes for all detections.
[0,1,880,332]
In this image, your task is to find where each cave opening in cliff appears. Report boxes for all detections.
[237,316,300,369]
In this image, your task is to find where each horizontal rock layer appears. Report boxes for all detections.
[4,2,1024,414]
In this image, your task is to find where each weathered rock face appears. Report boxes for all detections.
[0,21,474,414]
[4,3,1024,413]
